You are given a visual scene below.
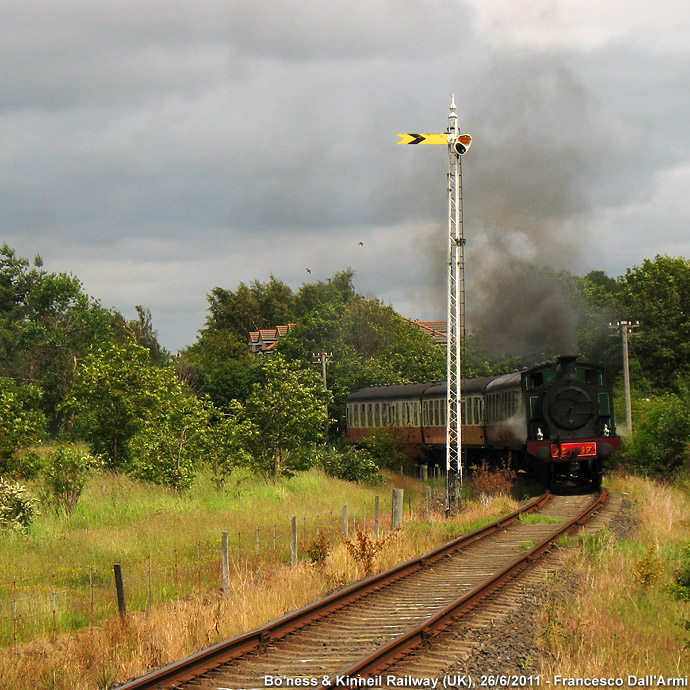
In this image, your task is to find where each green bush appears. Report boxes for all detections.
[358,429,408,470]
[42,444,102,515]
[622,393,690,476]
[317,446,384,484]
[0,477,39,530]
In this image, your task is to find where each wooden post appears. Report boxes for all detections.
[342,505,349,538]
[221,532,230,596]
[89,566,94,636]
[290,517,298,567]
[113,564,127,623]
[392,489,403,530]
[425,485,431,519]
[421,465,428,481]
[12,576,18,656]
[51,572,57,643]
[374,496,380,538]
[147,554,152,615]
[256,527,260,556]
[197,542,202,594]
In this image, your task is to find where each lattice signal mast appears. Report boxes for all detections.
[396,95,472,507]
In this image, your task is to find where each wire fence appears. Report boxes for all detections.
[0,484,447,652]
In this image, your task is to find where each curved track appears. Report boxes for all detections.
[117,491,607,690]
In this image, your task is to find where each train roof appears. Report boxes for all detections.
[484,371,523,392]
[346,375,501,403]
[346,381,441,402]
[421,375,499,398]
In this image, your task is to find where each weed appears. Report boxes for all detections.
[344,529,395,577]
[520,540,536,551]
[303,532,331,567]
[472,460,516,501]
[633,544,664,586]
[518,513,567,525]
[665,543,690,601]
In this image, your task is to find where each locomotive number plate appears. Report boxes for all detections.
[551,442,597,457]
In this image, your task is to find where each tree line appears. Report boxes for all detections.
[1,244,689,528]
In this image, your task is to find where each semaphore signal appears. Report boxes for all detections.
[396,95,471,511]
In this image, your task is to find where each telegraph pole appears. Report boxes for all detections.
[396,96,472,510]
[609,320,640,437]
[312,351,332,444]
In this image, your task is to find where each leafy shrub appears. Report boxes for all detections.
[472,460,516,501]
[344,529,393,576]
[43,444,101,515]
[303,532,331,567]
[622,394,690,476]
[632,544,664,587]
[317,446,384,484]
[0,477,39,530]
[665,544,690,601]
[359,429,408,470]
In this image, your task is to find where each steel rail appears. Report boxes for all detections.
[318,489,608,688]
[116,492,552,689]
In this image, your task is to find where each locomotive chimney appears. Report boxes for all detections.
[556,354,578,380]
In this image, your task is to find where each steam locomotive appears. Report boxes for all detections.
[344,355,620,488]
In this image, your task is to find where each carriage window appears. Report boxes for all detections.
[461,399,466,425]
[413,402,419,427]
[367,403,373,427]
[374,403,381,427]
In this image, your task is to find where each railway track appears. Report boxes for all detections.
[117,490,608,690]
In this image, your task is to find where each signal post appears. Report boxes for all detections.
[396,95,472,510]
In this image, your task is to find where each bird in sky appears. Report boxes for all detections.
[306,268,311,274]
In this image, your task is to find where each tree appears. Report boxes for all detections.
[128,387,214,490]
[111,305,169,366]
[63,343,165,468]
[179,328,258,407]
[205,276,296,338]
[617,255,690,387]
[232,355,329,478]
[0,244,117,434]
[0,377,46,475]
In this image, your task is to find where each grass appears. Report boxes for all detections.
[0,469,528,689]
[539,472,690,677]
[1,467,435,646]
[518,513,567,525]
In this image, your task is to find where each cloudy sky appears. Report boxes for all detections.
[2,0,689,352]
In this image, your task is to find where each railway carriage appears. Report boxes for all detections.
[344,356,620,488]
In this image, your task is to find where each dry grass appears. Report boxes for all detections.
[0,477,522,690]
[539,473,690,678]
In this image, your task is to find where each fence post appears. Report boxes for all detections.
[425,485,431,520]
[291,517,298,567]
[113,564,127,623]
[374,496,380,538]
[89,566,94,636]
[12,576,18,656]
[256,527,260,556]
[222,532,230,596]
[342,505,349,538]
[392,489,404,530]
[197,542,202,594]
[421,465,428,481]
[51,571,57,642]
